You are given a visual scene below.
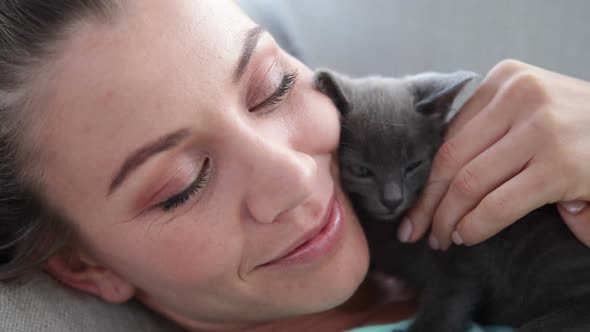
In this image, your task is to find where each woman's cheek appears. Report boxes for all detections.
[294,76,341,155]
[101,218,235,291]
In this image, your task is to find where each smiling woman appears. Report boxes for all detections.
[0,0,409,331]
[5,0,590,331]
[31,0,373,326]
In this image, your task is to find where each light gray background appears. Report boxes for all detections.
[241,0,590,80]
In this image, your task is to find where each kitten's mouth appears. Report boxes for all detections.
[374,212,401,222]
[374,203,409,221]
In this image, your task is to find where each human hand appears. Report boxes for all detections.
[396,60,590,249]
[557,200,590,247]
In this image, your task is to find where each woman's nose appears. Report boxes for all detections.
[242,135,317,224]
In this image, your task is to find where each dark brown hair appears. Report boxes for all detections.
[0,0,119,281]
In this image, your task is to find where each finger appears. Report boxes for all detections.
[432,126,535,249]
[400,180,449,243]
[454,163,561,246]
[446,77,497,139]
[560,200,588,215]
[406,90,513,243]
[446,59,525,139]
[557,201,590,248]
[402,60,533,243]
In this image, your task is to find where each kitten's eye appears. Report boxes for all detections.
[346,164,373,178]
[405,160,423,174]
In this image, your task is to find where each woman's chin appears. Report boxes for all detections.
[268,191,370,316]
[311,188,370,309]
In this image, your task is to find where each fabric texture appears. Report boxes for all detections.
[0,273,183,332]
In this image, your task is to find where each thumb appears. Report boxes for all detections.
[557,200,590,248]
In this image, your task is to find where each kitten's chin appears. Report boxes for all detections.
[374,212,403,223]
[373,204,412,222]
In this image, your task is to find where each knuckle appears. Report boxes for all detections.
[488,59,527,80]
[502,71,551,107]
[528,107,561,142]
[481,192,512,223]
[433,140,461,173]
[451,166,480,198]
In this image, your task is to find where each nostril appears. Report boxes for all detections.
[382,196,403,210]
[249,151,317,224]
[382,182,403,210]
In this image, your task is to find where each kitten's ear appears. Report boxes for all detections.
[314,69,352,116]
[411,71,479,119]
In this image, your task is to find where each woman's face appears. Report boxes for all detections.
[36,0,368,328]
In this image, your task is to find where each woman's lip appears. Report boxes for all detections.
[261,192,345,267]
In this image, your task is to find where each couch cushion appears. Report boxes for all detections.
[0,273,183,332]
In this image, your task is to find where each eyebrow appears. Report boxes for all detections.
[108,128,191,197]
[107,26,266,197]
[233,26,266,81]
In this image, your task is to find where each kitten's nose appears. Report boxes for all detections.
[382,183,403,210]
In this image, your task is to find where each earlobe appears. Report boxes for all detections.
[44,246,135,303]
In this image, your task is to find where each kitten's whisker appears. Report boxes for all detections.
[375,120,406,127]
[341,124,352,131]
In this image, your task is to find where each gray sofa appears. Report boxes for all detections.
[1,1,588,331]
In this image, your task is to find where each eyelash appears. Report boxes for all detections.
[250,71,299,112]
[159,158,212,212]
[157,71,297,212]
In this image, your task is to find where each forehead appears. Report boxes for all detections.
[341,82,433,159]
[346,81,416,133]
[34,0,251,214]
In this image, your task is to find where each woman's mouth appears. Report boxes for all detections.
[261,192,345,267]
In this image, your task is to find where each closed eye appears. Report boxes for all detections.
[159,158,212,212]
[405,160,423,174]
[250,71,298,113]
[345,164,373,178]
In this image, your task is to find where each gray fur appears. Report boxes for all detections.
[316,69,474,221]
[315,69,590,332]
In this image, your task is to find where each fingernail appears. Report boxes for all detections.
[452,231,464,245]
[428,234,440,250]
[398,218,413,243]
[561,200,587,215]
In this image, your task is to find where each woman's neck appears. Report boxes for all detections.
[182,273,417,332]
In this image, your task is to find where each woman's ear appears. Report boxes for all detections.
[44,245,136,303]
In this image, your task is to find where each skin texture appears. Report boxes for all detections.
[399,60,590,250]
[26,0,403,330]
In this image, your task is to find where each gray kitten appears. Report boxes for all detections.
[315,69,590,332]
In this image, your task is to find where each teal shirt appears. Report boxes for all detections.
[346,319,513,332]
